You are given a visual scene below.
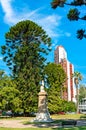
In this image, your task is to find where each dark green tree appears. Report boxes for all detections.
[44,63,67,113]
[1,20,52,113]
[51,0,86,39]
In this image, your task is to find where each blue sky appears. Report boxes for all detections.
[0,0,86,84]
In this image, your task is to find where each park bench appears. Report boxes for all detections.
[62,120,77,127]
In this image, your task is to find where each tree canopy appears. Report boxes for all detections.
[51,0,86,39]
[44,63,67,113]
[1,20,52,113]
[0,70,21,112]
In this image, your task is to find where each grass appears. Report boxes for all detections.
[0,114,86,130]
[0,126,86,130]
[51,114,85,120]
[0,128,51,130]
[23,113,86,124]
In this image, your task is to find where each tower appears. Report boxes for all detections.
[54,45,76,102]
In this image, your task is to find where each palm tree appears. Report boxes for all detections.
[73,71,82,113]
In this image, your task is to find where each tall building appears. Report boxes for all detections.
[54,45,76,102]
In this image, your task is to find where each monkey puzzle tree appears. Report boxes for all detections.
[1,20,52,113]
[51,0,86,39]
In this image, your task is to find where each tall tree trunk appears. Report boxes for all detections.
[76,84,79,114]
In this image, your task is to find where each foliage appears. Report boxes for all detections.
[44,63,67,113]
[0,86,22,112]
[73,71,82,86]
[48,87,64,114]
[44,63,66,89]
[0,70,22,112]
[62,101,76,112]
[79,84,86,102]
[51,0,86,39]
[1,20,52,113]
[67,8,80,21]
[0,70,14,91]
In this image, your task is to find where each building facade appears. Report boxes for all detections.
[54,45,76,102]
[79,98,86,114]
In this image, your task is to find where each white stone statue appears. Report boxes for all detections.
[40,80,45,92]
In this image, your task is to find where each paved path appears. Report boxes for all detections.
[0,119,60,128]
[0,119,86,128]
[0,120,33,128]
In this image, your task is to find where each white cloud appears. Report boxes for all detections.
[0,0,41,25]
[36,15,62,38]
[0,0,15,24]
[0,0,62,38]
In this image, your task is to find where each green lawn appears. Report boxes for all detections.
[0,114,86,130]
[51,114,85,120]
[0,126,86,130]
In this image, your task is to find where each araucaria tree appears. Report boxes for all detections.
[51,0,86,39]
[1,20,52,113]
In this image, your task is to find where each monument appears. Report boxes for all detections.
[32,80,53,122]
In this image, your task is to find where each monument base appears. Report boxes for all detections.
[32,112,53,122]
[31,80,53,123]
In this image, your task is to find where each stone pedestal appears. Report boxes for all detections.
[32,81,53,122]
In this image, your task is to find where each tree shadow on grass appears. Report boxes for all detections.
[23,119,86,130]
[23,119,62,128]
[52,126,86,130]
